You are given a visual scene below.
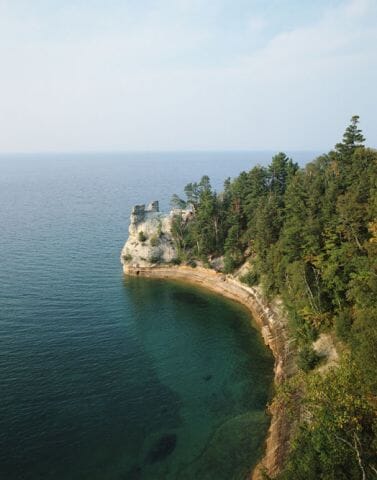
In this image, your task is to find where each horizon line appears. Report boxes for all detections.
[0,148,325,156]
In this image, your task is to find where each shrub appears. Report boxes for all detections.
[138,231,147,242]
[297,345,320,372]
[335,309,353,341]
[149,253,162,264]
[157,220,163,237]
[223,254,236,273]
[171,258,181,265]
[240,270,259,286]
[123,253,132,262]
[199,254,210,268]
[150,235,160,247]
[187,259,197,268]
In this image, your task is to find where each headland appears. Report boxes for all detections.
[121,201,297,478]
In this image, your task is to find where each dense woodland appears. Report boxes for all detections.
[171,117,377,479]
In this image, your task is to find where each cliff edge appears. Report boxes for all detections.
[120,201,296,479]
[121,200,193,268]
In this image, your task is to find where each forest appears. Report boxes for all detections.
[170,116,377,479]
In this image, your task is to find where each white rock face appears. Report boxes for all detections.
[121,201,187,268]
[313,333,339,371]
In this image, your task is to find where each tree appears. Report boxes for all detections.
[168,117,377,477]
[278,358,377,480]
[170,193,187,209]
[335,115,365,156]
[268,152,298,197]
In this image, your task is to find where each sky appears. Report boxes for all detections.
[0,0,376,153]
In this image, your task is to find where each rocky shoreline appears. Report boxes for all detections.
[122,263,296,479]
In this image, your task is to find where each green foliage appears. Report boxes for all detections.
[171,213,188,254]
[170,257,181,265]
[239,269,259,287]
[170,193,187,209]
[150,235,159,247]
[335,308,353,341]
[138,231,147,242]
[172,176,226,257]
[122,253,132,262]
[169,117,377,475]
[157,219,163,237]
[335,115,365,156]
[297,345,320,372]
[268,152,298,196]
[278,357,377,479]
[149,253,162,264]
[351,308,377,393]
[223,253,237,273]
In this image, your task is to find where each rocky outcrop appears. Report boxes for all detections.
[120,202,297,479]
[121,201,176,267]
[121,201,194,268]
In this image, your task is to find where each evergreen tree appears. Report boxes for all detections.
[169,118,377,478]
[335,115,365,156]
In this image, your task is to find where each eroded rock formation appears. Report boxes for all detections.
[121,201,182,267]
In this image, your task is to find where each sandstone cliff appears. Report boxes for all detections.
[121,200,194,268]
[120,201,296,479]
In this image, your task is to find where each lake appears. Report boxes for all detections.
[0,151,315,479]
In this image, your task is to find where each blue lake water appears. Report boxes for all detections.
[0,152,315,479]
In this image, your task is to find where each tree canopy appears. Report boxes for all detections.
[171,117,377,478]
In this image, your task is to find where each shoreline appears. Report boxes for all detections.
[123,264,296,479]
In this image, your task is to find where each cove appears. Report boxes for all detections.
[0,153,281,480]
[123,276,274,480]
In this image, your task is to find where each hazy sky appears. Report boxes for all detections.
[0,0,376,152]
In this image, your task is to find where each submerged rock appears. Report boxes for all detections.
[145,433,177,464]
[178,412,268,480]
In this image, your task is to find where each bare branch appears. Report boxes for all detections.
[334,433,366,480]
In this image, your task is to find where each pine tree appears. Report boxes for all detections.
[335,115,365,156]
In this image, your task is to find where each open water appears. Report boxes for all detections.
[0,151,315,479]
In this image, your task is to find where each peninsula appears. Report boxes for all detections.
[121,118,377,479]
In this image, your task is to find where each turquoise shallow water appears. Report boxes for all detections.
[0,152,314,479]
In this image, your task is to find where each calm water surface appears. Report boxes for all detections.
[0,152,314,479]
